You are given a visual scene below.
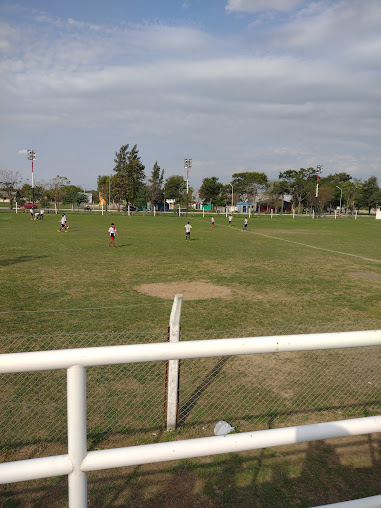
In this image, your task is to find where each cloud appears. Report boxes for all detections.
[226,0,304,13]
[0,2,380,187]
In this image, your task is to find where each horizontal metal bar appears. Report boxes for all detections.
[81,416,381,472]
[0,455,72,484]
[1,330,380,373]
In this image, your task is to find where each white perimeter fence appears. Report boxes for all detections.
[1,295,381,508]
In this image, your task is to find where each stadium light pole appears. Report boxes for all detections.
[184,158,192,217]
[315,165,323,217]
[27,150,36,210]
[336,186,342,214]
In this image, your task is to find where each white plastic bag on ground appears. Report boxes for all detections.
[214,421,235,436]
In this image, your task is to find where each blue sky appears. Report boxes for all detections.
[0,0,380,190]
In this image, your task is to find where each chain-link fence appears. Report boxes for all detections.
[1,321,380,453]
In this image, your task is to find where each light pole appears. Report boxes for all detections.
[184,158,192,217]
[230,184,234,211]
[315,164,323,216]
[27,150,36,210]
[336,185,342,214]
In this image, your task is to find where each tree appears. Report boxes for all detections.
[149,162,164,207]
[360,176,381,214]
[48,175,70,209]
[231,172,268,205]
[0,169,22,209]
[63,185,89,209]
[97,175,110,205]
[113,144,146,206]
[164,175,186,206]
[135,185,150,209]
[198,176,223,208]
[20,183,45,203]
[318,184,334,213]
[342,179,363,214]
[279,168,316,214]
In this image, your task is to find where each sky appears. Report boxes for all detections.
[0,0,380,191]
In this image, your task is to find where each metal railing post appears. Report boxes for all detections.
[67,365,87,508]
[166,294,183,430]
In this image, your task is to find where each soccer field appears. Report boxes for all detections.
[1,210,380,338]
[1,210,381,507]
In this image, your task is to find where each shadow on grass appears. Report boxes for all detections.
[178,357,231,426]
[2,436,380,507]
[0,255,48,267]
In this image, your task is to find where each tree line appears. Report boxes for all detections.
[0,170,95,209]
[2,143,380,213]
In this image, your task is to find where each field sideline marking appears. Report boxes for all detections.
[0,302,169,315]
[193,217,381,264]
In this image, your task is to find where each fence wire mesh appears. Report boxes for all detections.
[1,321,380,453]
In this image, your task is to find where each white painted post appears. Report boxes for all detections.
[335,210,337,219]
[270,209,273,219]
[203,208,204,217]
[15,202,18,214]
[292,208,295,219]
[101,203,104,216]
[312,209,315,219]
[355,210,358,220]
[67,365,87,508]
[128,204,130,216]
[225,209,227,218]
[249,208,251,218]
[166,294,183,431]
[154,205,156,217]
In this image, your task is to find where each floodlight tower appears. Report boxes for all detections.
[315,165,323,217]
[184,158,192,216]
[27,150,36,210]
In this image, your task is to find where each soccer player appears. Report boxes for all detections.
[59,214,69,232]
[211,216,215,228]
[108,223,117,247]
[243,217,248,231]
[184,221,192,241]
[228,214,233,226]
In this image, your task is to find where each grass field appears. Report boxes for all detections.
[1,210,380,336]
[1,210,381,507]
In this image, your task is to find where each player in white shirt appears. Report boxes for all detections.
[243,217,248,231]
[59,214,69,232]
[211,216,215,228]
[228,215,233,226]
[184,222,192,241]
[108,223,117,247]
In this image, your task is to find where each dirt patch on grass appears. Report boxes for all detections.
[349,271,381,282]
[135,281,233,300]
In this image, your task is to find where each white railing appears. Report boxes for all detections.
[0,297,380,508]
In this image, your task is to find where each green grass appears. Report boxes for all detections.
[1,210,381,507]
[0,210,380,336]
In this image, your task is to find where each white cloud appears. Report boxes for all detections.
[0,2,380,187]
[226,0,304,13]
